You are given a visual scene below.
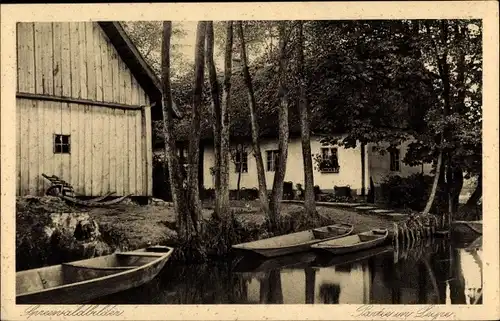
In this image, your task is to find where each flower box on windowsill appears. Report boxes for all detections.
[320,167,340,173]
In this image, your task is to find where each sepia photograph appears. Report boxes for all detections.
[1,2,499,320]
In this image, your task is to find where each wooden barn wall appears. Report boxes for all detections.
[16,22,153,196]
[16,98,152,197]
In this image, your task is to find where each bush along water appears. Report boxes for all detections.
[380,173,448,212]
[165,206,336,264]
[264,207,336,238]
[165,210,265,263]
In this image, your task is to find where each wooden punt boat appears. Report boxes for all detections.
[311,229,389,255]
[16,245,174,304]
[231,223,353,258]
[312,223,353,239]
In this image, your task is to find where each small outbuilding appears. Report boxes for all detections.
[16,21,178,197]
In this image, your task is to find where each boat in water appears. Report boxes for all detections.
[232,223,354,258]
[16,245,174,304]
[311,228,389,255]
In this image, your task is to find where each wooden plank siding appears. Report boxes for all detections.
[16,22,153,197]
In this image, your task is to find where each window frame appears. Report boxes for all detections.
[266,150,279,172]
[234,150,249,173]
[53,134,71,154]
[389,148,401,172]
[319,147,340,173]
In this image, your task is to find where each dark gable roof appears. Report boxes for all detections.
[98,22,181,119]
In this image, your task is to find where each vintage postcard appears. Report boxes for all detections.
[1,1,499,320]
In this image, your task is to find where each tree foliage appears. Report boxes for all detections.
[123,21,190,78]
[214,20,279,64]
[147,19,482,214]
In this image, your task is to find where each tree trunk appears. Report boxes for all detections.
[236,21,270,216]
[237,150,243,200]
[269,21,290,229]
[445,159,453,228]
[455,23,467,115]
[220,21,233,218]
[161,22,190,239]
[465,175,482,206]
[367,176,375,203]
[449,164,463,215]
[186,21,207,234]
[439,20,452,225]
[206,21,223,219]
[423,21,450,218]
[422,150,443,215]
[296,21,316,217]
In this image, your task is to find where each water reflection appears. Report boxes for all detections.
[93,239,482,305]
[319,284,341,303]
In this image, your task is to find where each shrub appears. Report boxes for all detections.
[201,188,216,200]
[313,185,322,200]
[295,184,304,200]
[168,210,264,262]
[380,173,447,212]
[230,188,259,201]
[268,208,336,237]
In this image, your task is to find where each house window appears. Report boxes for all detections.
[390,149,401,172]
[54,134,70,154]
[235,151,248,173]
[266,150,279,172]
[319,147,340,173]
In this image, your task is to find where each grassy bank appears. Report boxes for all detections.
[16,197,398,269]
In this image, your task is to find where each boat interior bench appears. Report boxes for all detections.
[334,236,362,246]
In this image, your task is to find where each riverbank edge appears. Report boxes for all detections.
[15,196,398,270]
[15,197,480,271]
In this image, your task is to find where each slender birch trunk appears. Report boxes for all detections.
[423,21,450,219]
[205,22,223,218]
[422,150,443,215]
[161,22,190,238]
[296,21,316,217]
[236,21,270,216]
[186,21,208,233]
[269,21,290,228]
[465,175,482,207]
[220,21,233,218]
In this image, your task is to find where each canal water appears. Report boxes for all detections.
[93,239,482,305]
